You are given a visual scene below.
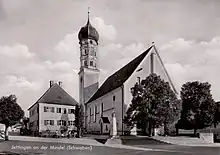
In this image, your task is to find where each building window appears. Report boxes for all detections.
[68,121,75,126]
[57,120,66,126]
[113,95,116,101]
[63,108,67,114]
[44,106,48,112]
[101,103,104,113]
[44,106,54,113]
[84,60,88,66]
[90,61,93,66]
[57,108,61,113]
[68,109,75,114]
[44,120,54,126]
[94,106,96,122]
[100,103,104,117]
[85,49,88,55]
[89,108,92,123]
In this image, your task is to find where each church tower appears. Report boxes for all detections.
[78,9,100,106]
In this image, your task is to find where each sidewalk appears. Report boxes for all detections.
[3,136,177,152]
[9,136,104,146]
[152,136,220,147]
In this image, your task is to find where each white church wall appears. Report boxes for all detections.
[124,48,177,109]
[86,87,123,134]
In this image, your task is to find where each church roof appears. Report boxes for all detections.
[86,45,154,104]
[101,117,110,124]
[28,83,78,110]
[78,11,99,43]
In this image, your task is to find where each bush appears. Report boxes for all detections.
[20,128,31,136]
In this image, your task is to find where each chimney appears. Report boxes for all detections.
[58,81,62,87]
[50,80,54,88]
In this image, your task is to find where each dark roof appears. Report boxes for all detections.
[86,45,153,104]
[28,83,78,110]
[84,82,99,103]
[101,117,110,124]
[78,18,99,43]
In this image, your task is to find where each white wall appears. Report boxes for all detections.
[124,48,177,108]
[38,103,76,132]
[85,87,124,134]
[29,103,39,131]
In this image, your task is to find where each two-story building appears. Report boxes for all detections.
[28,81,78,135]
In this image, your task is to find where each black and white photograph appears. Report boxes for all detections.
[0,0,220,154]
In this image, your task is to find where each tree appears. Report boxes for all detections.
[214,101,220,128]
[19,116,29,129]
[0,95,24,140]
[75,104,84,137]
[177,81,216,136]
[124,73,180,136]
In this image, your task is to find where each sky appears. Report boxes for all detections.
[0,0,220,116]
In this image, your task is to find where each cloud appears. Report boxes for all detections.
[91,17,117,41]
[5,75,41,90]
[160,37,220,100]
[0,42,80,115]
[0,44,35,58]
[44,61,73,72]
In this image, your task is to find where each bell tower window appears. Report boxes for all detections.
[85,49,88,55]
[84,61,88,66]
[90,61,93,66]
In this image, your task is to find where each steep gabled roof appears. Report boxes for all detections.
[28,83,78,110]
[86,45,153,104]
[153,46,178,94]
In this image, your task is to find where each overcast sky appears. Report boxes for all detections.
[0,0,220,116]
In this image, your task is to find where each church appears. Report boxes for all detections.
[78,12,177,135]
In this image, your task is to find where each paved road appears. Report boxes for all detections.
[0,140,220,155]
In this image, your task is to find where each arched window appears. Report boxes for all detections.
[90,61,93,66]
[85,49,88,55]
[84,61,88,66]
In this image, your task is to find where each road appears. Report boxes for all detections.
[0,140,220,155]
